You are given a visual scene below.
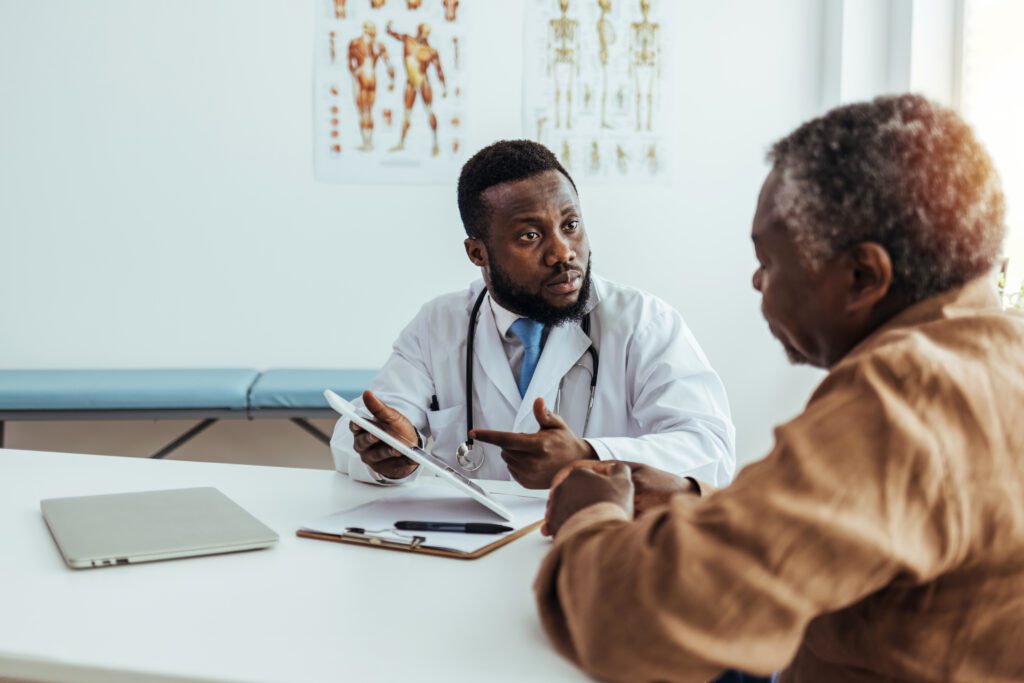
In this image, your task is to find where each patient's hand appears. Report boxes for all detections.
[543,462,634,536]
[624,462,698,515]
[349,390,420,480]
[544,460,697,529]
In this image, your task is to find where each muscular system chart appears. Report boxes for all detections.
[315,0,467,183]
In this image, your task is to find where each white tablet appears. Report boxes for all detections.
[324,390,513,521]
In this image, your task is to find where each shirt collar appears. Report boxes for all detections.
[841,275,1003,365]
[488,295,523,339]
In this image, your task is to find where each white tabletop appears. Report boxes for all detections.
[0,448,587,683]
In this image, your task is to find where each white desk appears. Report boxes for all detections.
[0,448,587,683]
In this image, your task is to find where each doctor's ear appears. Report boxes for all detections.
[464,237,488,268]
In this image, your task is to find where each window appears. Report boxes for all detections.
[960,0,1024,303]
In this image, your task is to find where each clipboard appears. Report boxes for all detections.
[296,483,547,560]
[296,521,542,560]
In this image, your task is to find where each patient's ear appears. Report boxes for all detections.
[464,237,487,267]
[841,242,893,313]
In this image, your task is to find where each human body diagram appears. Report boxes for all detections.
[629,0,659,132]
[526,0,667,180]
[548,0,580,130]
[387,21,448,156]
[315,0,466,181]
[348,22,395,151]
[596,0,614,128]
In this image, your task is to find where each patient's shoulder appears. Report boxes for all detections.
[832,310,1024,396]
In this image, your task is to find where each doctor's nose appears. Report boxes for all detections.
[545,234,576,267]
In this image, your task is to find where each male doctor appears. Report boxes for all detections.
[330,139,735,488]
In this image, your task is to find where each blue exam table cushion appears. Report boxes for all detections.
[0,369,259,411]
[248,369,377,409]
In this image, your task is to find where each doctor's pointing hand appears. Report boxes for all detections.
[471,397,597,489]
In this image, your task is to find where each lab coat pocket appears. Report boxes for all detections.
[425,404,466,456]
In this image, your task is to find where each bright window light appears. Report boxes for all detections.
[960,0,1024,305]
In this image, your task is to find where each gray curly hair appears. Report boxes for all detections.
[768,94,1005,303]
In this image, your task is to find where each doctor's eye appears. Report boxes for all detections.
[519,231,540,242]
[563,220,580,232]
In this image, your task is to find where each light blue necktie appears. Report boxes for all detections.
[510,318,545,397]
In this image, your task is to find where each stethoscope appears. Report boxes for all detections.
[455,288,600,472]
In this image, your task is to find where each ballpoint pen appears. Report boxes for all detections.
[394,521,513,534]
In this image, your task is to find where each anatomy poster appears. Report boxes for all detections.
[314,0,466,183]
[523,0,670,183]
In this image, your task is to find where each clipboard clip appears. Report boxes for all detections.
[344,527,426,549]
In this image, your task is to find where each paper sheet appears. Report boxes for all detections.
[300,482,547,554]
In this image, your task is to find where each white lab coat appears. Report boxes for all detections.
[331,275,736,486]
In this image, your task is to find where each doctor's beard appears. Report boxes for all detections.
[486,254,593,327]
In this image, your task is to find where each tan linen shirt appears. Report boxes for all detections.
[535,276,1024,683]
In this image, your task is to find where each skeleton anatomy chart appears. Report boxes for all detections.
[523,0,669,182]
[315,0,466,183]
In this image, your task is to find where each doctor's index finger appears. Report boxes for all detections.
[470,429,536,450]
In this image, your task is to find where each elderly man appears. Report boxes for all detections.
[535,94,1023,682]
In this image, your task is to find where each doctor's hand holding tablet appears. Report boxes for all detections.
[348,391,421,480]
[350,390,597,489]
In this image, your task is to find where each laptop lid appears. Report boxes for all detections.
[41,487,279,569]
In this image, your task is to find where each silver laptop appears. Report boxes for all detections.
[41,487,279,569]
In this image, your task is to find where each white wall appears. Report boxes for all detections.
[822,0,961,109]
[0,0,836,468]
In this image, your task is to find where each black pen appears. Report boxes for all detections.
[394,521,513,534]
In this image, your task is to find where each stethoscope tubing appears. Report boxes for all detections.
[463,288,599,452]
[464,289,488,447]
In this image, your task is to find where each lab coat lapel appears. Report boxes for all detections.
[515,322,590,430]
[473,300,523,411]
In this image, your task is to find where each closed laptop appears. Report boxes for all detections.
[41,487,278,569]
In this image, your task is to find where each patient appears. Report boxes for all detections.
[534,94,1024,682]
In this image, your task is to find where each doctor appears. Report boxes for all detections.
[330,139,735,488]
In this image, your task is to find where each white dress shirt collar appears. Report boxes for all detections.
[488,294,524,339]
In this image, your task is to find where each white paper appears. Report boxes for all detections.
[300,482,547,554]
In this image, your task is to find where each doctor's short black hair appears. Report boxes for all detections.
[457,140,577,240]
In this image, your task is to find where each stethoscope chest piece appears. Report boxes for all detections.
[455,441,484,472]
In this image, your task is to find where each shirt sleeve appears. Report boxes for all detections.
[330,308,435,486]
[534,361,968,681]
[585,309,737,486]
